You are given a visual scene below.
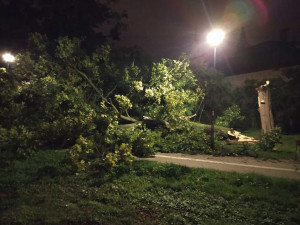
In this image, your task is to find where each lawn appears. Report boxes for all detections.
[243,129,300,160]
[1,150,299,225]
[191,124,299,160]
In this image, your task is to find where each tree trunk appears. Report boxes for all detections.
[256,81,274,134]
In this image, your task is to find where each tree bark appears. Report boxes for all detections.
[256,81,274,134]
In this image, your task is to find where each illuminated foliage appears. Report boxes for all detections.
[142,58,204,128]
[0,34,130,167]
[0,33,208,170]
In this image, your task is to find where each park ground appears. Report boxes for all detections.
[143,152,300,179]
[1,146,300,225]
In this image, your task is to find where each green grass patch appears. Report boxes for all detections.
[243,129,300,160]
[277,133,300,155]
[243,128,262,140]
[1,151,299,224]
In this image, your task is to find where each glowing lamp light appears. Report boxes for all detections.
[2,53,15,63]
[206,29,225,47]
[206,28,225,151]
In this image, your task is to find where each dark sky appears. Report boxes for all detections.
[111,0,300,61]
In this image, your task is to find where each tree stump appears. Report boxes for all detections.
[256,81,274,134]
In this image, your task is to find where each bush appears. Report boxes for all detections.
[160,126,211,154]
[0,125,37,159]
[67,134,134,173]
[214,143,258,157]
[132,129,162,157]
[216,104,245,128]
[235,127,282,154]
[114,124,212,157]
[257,127,282,151]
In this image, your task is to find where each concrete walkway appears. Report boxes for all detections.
[142,153,300,180]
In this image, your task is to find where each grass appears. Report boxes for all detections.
[243,128,262,140]
[243,129,300,160]
[1,150,299,225]
[119,122,299,159]
[191,125,299,160]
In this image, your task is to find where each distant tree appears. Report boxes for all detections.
[193,67,233,124]
[232,80,260,130]
[0,0,126,50]
[112,46,153,70]
[270,66,300,133]
[215,104,245,128]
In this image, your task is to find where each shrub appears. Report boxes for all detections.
[214,142,258,157]
[115,123,212,156]
[104,143,134,169]
[216,104,245,128]
[67,135,134,172]
[132,129,162,157]
[234,127,282,154]
[257,126,282,151]
[0,125,38,159]
[160,126,211,154]
[67,135,94,171]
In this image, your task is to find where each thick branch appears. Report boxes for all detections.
[77,70,103,98]
[76,69,119,114]
[76,69,140,123]
[120,115,137,122]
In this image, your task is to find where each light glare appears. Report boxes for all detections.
[2,53,15,63]
[207,29,225,47]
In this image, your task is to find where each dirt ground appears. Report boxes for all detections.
[142,153,300,180]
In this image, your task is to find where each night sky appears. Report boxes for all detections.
[111,0,300,61]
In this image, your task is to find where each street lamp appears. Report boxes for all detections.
[207,29,225,67]
[2,53,15,70]
[206,29,225,150]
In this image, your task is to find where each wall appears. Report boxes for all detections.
[225,68,288,88]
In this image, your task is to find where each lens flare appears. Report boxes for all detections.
[251,0,269,23]
[223,0,253,31]
[222,0,269,32]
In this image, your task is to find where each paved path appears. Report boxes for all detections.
[142,153,300,180]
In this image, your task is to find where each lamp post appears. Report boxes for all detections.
[2,53,15,70]
[206,29,225,150]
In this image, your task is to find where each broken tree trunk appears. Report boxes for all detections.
[256,81,274,134]
[142,116,170,130]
